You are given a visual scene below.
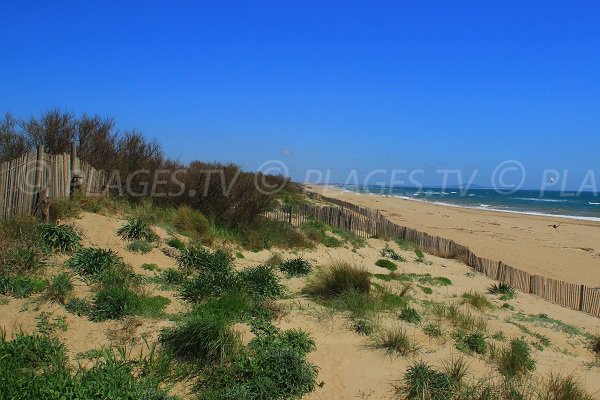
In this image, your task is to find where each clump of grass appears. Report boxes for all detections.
[418,285,433,295]
[171,205,212,240]
[301,220,342,248]
[400,307,421,324]
[375,258,397,271]
[488,282,516,300]
[38,223,81,253]
[126,239,153,254]
[237,265,283,299]
[396,238,416,251]
[423,323,442,338]
[353,318,375,335]
[157,268,187,288]
[265,252,284,267]
[447,304,488,332]
[66,248,123,277]
[117,217,158,242]
[591,335,600,355]
[36,312,68,335]
[454,330,487,355]
[65,297,92,316]
[414,248,427,263]
[544,373,595,400]
[141,263,159,272]
[303,261,370,298]
[166,236,186,251]
[90,286,169,321]
[380,244,405,261]
[372,325,417,356]
[461,291,495,311]
[46,273,73,304]
[177,246,232,272]
[0,275,48,298]
[278,257,312,277]
[498,338,536,378]
[399,361,452,399]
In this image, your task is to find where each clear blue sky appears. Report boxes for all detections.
[1,1,599,189]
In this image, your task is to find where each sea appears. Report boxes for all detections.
[335,185,600,222]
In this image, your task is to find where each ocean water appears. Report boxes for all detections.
[336,185,600,221]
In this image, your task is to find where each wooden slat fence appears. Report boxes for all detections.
[266,191,600,318]
[0,145,107,220]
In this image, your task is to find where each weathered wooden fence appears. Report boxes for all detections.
[267,191,600,318]
[0,145,107,220]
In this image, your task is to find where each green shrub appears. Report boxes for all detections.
[47,273,73,304]
[238,265,283,299]
[117,217,158,242]
[278,257,312,277]
[400,361,453,400]
[158,268,187,287]
[488,282,516,300]
[66,247,123,277]
[414,248,426,263]
[166,236,186,251]
[2,248,45,275]
[38,223,81,253]
[178,247,232,272]
[400,307,421,324]
[180,258,238,302]
[65,298,92,316]
[372,325,416,356]
[0,275,48,298]
[498,339,536,378]
[36,312,68,335]
[302,220,341,248]
[0,333,171,399]
[126,239,153,254]
[91,286,138,321]
[544,373,595,400]
[197,328,317,399]
[396,238,416,251]
[303,261,370,298]
[375,258,397,271]
[591,335,600,355]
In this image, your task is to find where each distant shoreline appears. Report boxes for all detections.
[307,185,600,286]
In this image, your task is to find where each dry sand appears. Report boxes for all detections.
[307,185,600,286]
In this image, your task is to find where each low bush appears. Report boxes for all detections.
[197,327,318,399]
[375,258,397,271]
[117,217,158,242]
[47,273,73,304]
[400,307,421,324]
[591,335,600,355]
[178,247,232,272]
[160,308,241,365]
[38,223,81,253]
[237,265,283,299]
[455,330,487,355]
[302,220,342,248]
[141,263,159,272]
[414,248,427,263]
[303,261,370,298]
[498,339,536,378]
[0,332,172,399]
[278,257,312,277]
[544,373,595,400]
[180,259,238,302]
[158,268,187,287]
[126,239,153,254]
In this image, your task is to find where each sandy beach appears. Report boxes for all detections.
[307,185,600,287]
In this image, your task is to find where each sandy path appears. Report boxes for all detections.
[307,186,600,286]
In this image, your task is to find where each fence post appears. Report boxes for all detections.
[32,145,49,220]
[70,142,83,195]
[34,145,44,191]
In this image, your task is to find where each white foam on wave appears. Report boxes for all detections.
[590,202,600,205]
[513,197,568,203]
